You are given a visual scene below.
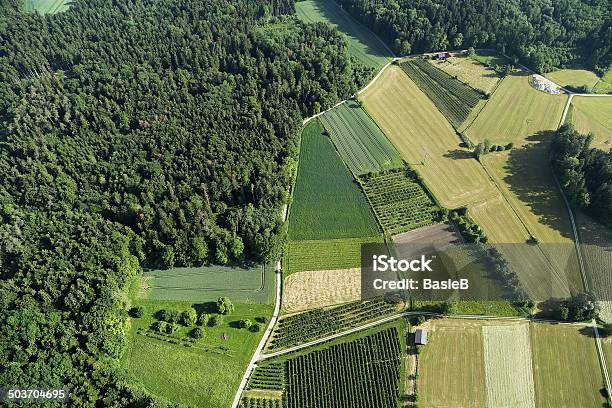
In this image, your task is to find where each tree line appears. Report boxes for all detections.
[336,0,611,74]
[0,0,367,405]
[552,124,612,228]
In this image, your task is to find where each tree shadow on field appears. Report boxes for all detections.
[578,326,597,338]
[444,149,474,160]
[502,131,574,240]
[192,302,218,315]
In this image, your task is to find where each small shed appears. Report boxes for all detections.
[437,52,451,60]
[415,329,428,345]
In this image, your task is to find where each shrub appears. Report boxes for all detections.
[165,322,177,334]
[152,321,167,333]
[255,316,268,324]
[505,142,514,150]
[129,306,144,318]
[209,315,223,327]
[198,313,210,326]
[158,309,179,323]
[217,297,234,315]
[250,323,261,333]
[180,309,197,326]
[238,319,253,329]
[191,327,203,339]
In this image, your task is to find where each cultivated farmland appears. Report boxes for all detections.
[25,0,70,14]
[430,55,502,95]
[401,58,483,128]
[570,96,612,150]
[294,0,392,71]
[545,69,600,90]
[531,323,608,407]
[320,100,404,175]
[418,319,487,407]
[283,268,361,313]
[283,327,401,408]
[465,71,567,145]
[284,236,382,275]
[288,120,379,240]
[267,299,398,351]
[361,65,498,209]
[140,264,275,304]
[482,324,536,408]
[360,169,439,235]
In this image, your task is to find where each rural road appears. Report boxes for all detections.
[258,310,596,361]
[233,47,612,406]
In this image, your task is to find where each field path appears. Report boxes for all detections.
[257,311,590,361]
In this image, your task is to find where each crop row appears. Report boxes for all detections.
[248,362,286,391]
[269,299,396,350]
[401,59,482,127]
[321,101,403,176]
[360,170,438,235]
[240,397,283,408]
[284,328,401,408]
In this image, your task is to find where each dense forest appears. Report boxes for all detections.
[336,0,611,73]
[552,125,612,228]
[0,0,365,404]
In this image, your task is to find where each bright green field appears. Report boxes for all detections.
[295,0,392,71]
[25,0,70,14]
[320,100,403,176]
[140,264,275,304]
[124,300,272,408]
[570,96,612,150]
[545,69,600,90]
[284,235,383,275]
[288,120,379,240]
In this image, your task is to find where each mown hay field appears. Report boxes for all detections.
[361,65,498,209]
[570,96,612,150]
[576,212,612,321]
[320,100,403,176]
[545,69,601,90]
[465,72,567,146]
[283,268,361,313]
[140,264,275,304]
[430,55,501,95]
[295,0,392,71]
[483,324,536,408]
[25,0,70,14]
[123,300,272,408]
[531,323,608,407]
[418,319,487,407]
[288,120,379,240]
[284,235,382,275]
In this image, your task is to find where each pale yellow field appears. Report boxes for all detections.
[545,69,600,90]
[430,55,501,94]
[571,96,612,150]
[465,72,568,146]
[483,324,536,408]
[361,65,498,209]
[282,268,361,313]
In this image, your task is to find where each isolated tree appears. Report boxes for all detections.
[217,297,234,315]
[250,323,261,333]
[467,47,476,57]
[198,313,210,326]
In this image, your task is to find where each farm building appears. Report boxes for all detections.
[531,74,562,94]
[437,52,451,60]
[415,329,428,345]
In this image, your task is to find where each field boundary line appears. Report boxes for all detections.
[258,311,591,361]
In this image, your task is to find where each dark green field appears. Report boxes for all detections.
[288,120,379,240]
